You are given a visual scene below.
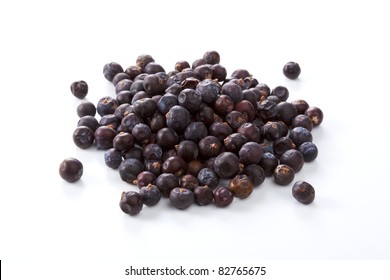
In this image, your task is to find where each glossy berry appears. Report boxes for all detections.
[298,142,318,162]
[139,184,161,206]
[194,185,214,206]
[162,156,187,177]
[94,126,116,150]
[228,174,254,199]
[113,132,134,152]
[213,187,234,207]
[169,188,194,210]
[283,62,301,79]
[305,106,324,127]
[292,181,315,204]
[70,80,88,99]
[213,95,234,116]
[59,158,83,183]
[273,164,295,186]
[119,191,143,215]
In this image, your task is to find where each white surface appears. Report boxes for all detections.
[1,0,389,273]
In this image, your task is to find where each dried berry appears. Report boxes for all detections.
[169,188,194,210]
[119,191,143,215]
[213,187,234,207]
[228,174,254,199]
[273,164,295,186]
[70,80,88,99]
[59,158,83,183]
[283,62,301,80]
[194,185,214,206]
[139,184,161,206]
[292,181,315,204]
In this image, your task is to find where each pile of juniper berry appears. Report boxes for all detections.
[59,51,324,216]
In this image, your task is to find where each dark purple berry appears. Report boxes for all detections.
[73,126,95,149]
[273,164,295,186]
[194,185,213,206]
[134,171,156,189]
[156,173,179,197]
[118,158,144,184]
[70,80,88,99]
[77,101,96,117]
[283,62,301,80]
[119,191,143,215]
[243,164,265,186]
[139,184,161,206]
[94,126,117,150]
[292,181,315,204]
[289,127,313,147]
[197,168,219,189]
[305,106,324,127]
[59,158,83,183]
[169,188,194,210]
[104,148,123,169]
[213,152,240,179]
[103,62,123,82]
[280,149,304,173]
[238,142,263,165]
[298,142,318,162]
[213,187,234,207]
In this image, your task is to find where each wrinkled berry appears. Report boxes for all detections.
[292,181,315,204]
[119,191,143,215]
[70,80,88,99]
[59,158,83,183]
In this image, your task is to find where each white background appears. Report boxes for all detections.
[1,0,390,279]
